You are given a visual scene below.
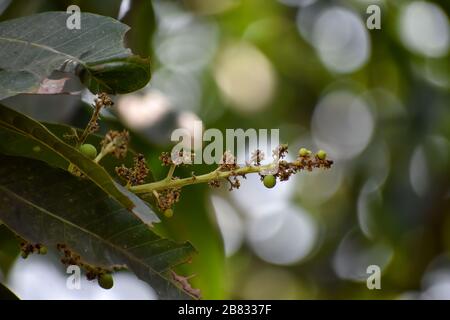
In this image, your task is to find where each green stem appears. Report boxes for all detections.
[94,142,114,163]
[130,163,276,194]
[78,105,101,146]
[165,164,176,181]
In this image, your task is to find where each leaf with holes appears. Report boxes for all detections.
[0,11,151,100]
[0,155,197,299]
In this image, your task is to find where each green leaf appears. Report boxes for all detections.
[0,155,196,299]
[0,282,19,300]
[0,11,151,100]
[0,224,20,277]
[138,145,227,299]
[0,120,136,176]
[0,104,158,225]
[157,185,228,299]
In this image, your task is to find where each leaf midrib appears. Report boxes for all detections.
[0,36,85,68]
[0,36,116,92]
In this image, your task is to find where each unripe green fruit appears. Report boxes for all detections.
[317,150,327,160]
[164,209,174,218]
[98,273,114,290]
[21,252,28,259]
[79,144,97,159]
[263,175,276,189]
[299,148,311,157]
[39,246,47,255]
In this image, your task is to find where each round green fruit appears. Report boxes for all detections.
[316,150,327,160]
[79,144,97,160]
[164,209,174,218]
[39,246,48,255]
[98,273,114,290]
[299,148,311,157]
[263,175,276,189]
[21,252,28,259]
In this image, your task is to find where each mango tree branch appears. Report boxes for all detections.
[130,163,273,194]
[130,156,333,195]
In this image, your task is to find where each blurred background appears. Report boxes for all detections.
[0,0,449,299]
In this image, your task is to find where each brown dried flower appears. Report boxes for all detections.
[101,130,130,159]
[115,153,149,186]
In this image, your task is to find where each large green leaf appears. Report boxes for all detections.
[147,161,227,299]
[0,104,157,224]
[0,224,20,278]
[0,282,19,300]
[0,11,151,100]
[163,185,227,299]
[0,155,196,299]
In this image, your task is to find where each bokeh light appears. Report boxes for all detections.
[333,230,393,281]
[214,42,277,113]
[247,204,319,265]
[7,255,156,300]
[312,90,375,160]
[117,91,171,129]
[399,1,449,58]
[211,195,244,256]
[311,7,370,73]
[409,145,430,197]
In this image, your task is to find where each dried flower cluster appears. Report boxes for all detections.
[159,150,194,166]
[96,92,114,108]
[77,93,114,145]
[154,187,181,211]
[86,93,114,135]
[100,130,130,159]
[251,149,264,166]
[218,151,238,171]
[115,154,149,186]
[19,241,47,258]
[129,145,333,215]
[159,152,173,166]
[272,147,332,182]
[56,243,124,283]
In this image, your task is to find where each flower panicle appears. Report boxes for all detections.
[115,153,149,186]
[122,145,333,216]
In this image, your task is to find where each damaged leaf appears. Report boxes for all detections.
[0,11,151,100]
